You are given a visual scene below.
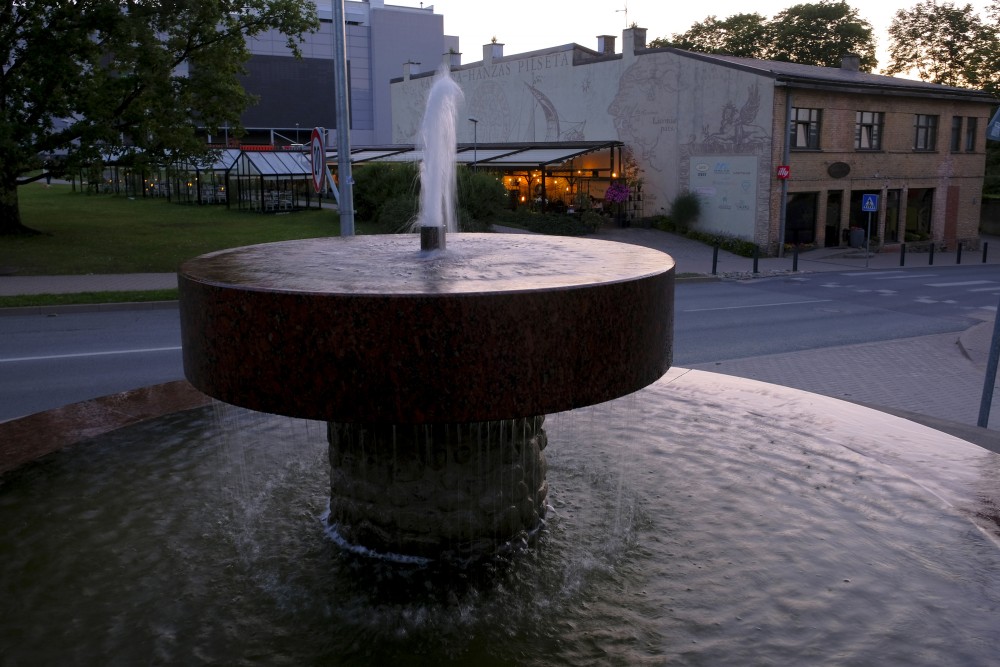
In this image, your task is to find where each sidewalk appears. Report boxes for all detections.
[0,272,177,296]
[591,227,1000,277]
[3,228,1000,448]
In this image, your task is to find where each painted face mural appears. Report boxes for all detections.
[607,57,678,172]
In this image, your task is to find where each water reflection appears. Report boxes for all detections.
[1,370,998,665]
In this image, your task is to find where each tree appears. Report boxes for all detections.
[770,1,877,70]
[652,13,774,59]
[0,0,318,236]
[651,3,876,70]
[886,1,996,89]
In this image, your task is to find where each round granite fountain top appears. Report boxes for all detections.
[178,234,675,424]
[182,234,672,295]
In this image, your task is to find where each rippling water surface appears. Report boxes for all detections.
[2,373,999,665]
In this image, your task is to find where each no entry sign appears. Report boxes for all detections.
[310,127,325,193]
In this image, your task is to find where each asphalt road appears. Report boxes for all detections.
[673,264,998,365]
[1,263,998,422]
[0,307,183,421]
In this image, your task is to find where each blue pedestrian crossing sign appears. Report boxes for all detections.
[987,107,1000,141]
[861,194,879,212]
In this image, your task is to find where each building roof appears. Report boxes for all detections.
[343,141,621,168]
[670,50,997,103]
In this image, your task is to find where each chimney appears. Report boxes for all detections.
[841,53,860,72]
[597,35,616,56]
[444,50,461,70]
[483,41,503,65]
[624,26,647,54]
[403,61,419,80]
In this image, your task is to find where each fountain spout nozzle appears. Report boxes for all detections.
[420,225,446,251]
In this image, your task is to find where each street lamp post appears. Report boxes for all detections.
[469,117,479,170]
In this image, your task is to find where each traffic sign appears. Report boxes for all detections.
[861,193,879,212]
[310,127,325,193]
[988,107,1000,141]
[776,165,790,180]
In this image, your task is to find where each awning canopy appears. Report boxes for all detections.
[339,141,622,171]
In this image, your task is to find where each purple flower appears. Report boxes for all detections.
[605,182,630,203]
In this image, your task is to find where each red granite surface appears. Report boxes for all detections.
[0,381,211,474]
[179,234,674,424]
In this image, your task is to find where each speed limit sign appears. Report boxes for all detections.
[310,127,325,193]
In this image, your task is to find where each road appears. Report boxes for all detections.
[1,264,998,422]
[674,264,998,365]
[0,308,183,421]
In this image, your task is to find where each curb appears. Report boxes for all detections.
[0,300,179,317]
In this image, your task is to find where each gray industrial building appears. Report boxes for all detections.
[208,0,456,147]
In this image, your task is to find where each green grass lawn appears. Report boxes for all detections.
[0,183,369,275]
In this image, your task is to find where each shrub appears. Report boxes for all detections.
[376,194,418,232]
[352,162,419,224]
[668,191,701,229]
[457,167,508,224]
[500,209,596,236]
[685,230,759,257]
[580,211,604,233]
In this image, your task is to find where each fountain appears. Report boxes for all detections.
[177,67,674,562]
[2,69,1000,663]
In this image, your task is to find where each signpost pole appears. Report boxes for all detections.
[332,0,355,236]
[866,211,872,268]
[861,193,879,268]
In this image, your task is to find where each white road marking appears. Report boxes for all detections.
[0,346,181,363]
[683,299,831,313]
[925,280,995,287]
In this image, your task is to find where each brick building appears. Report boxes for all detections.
[390,27,997,253]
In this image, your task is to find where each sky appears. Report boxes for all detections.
[388,0,994,72]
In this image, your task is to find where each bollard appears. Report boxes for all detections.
[792,245,799,272]
[753,245,759,274]
[900,243,906,267]
[957,241,963,265]
[984,242,990,264]
[712,242,719,275]
[929,242,935,266]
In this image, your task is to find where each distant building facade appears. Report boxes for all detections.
[390,28,995,252]
[210,0,456,147]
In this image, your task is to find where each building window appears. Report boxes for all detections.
[855,111,883,150]
[914,114,938,151]
[966,117,978,152]
[790,107,821,149]
[951,116,963,152]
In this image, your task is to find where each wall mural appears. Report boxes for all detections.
[392,47,775,239]
[607,57,679,173]
[679,83,772,240]
[698,85,770,152]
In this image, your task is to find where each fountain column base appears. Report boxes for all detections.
[327,417,548,562]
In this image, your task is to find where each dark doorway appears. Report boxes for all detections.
[905,188,934,242]
[885,190,901,242]
[825,191,842,246]
[785,192,818,245]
